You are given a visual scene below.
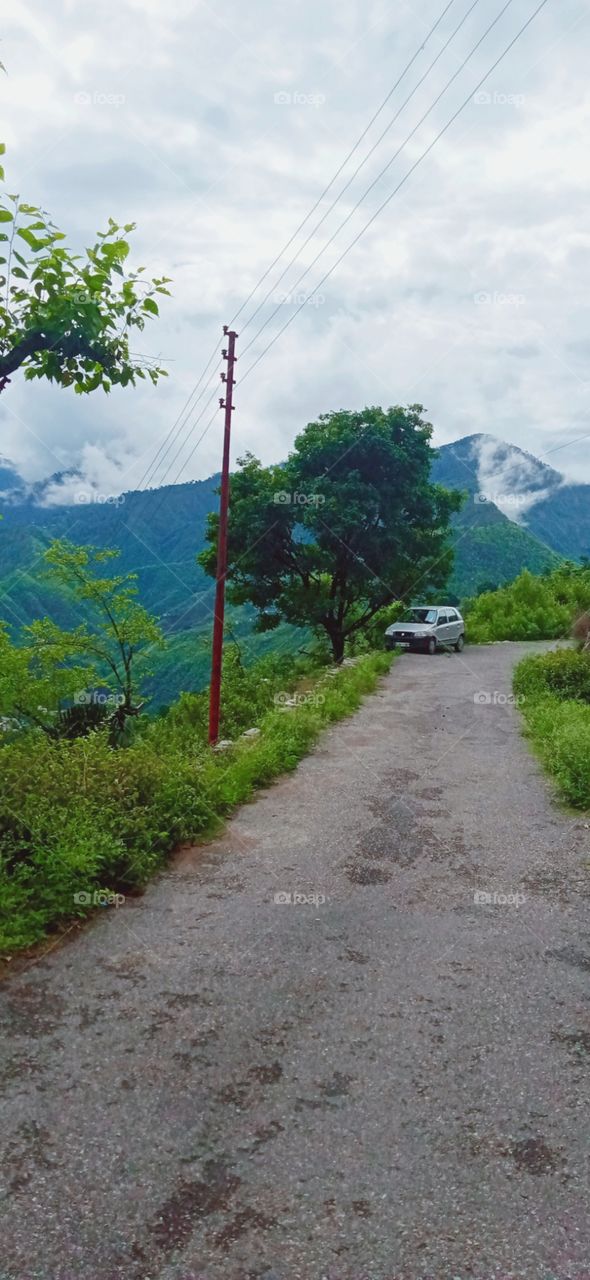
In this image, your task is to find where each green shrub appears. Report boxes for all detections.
[0,651,392,952]
[519,696,590,808]
[514,648,590,704]
[464,564,590,644]
[513,646,590,811]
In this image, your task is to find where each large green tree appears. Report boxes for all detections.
[0,145,170,393]
[200,405,463,662]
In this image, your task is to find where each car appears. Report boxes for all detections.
[385,606,465,655]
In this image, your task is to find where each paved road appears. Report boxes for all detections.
[1,642,589,1280]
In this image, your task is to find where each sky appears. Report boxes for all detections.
[1,0,590,500]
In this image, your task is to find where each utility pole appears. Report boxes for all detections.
[208,326,238,745]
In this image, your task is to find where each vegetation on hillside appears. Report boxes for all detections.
[0,649,392,952]
[0,540,164,739]
[464,563,590,643]
[448,506,560,598]
[514,646,590,810]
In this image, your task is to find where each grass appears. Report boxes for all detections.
[0,650,393,954]
[513,648,590,811]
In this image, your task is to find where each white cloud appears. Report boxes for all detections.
[1,0,590,497]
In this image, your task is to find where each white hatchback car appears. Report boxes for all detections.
[385,606,465,655]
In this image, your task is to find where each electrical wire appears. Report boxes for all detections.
[239,0,550,385]
[228,0,459,329]
[238,0,483,339]
[239,0,517,363]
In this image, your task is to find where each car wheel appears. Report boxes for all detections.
[455,634,465,652]
[426,637,436,655]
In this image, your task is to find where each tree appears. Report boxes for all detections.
[199,405,463,662]
[20,540,164,736]
[0,144,170,393]
[0,620,91,735]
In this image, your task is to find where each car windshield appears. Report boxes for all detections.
[399,608,437,625]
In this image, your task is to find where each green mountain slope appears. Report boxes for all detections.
[448,498,561,597]
[0,438,571,704]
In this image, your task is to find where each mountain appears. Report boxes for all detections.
[0,433,586,704]
[432,433,590,562]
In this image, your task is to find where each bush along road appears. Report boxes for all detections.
[0,641,589,1280]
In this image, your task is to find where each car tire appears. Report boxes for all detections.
[426,637,436,655]
[455,634,465,652]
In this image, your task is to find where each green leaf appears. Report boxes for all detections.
[17,227,45,250]
[12,267,28,279]
[142,298,159,316]
[0,209,14,222]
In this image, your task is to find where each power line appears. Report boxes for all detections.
[136,335,221,491]
[153,380,222,491]
[139,397,222,527]
[239,0,517,364]
[228,0,458,330]
[239,0,550,385]
[136,2,490,495]
[239,0,483,339]
[136,0,460,495]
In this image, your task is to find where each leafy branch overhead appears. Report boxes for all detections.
[0,143,171,393]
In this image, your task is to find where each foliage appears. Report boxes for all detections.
[0,619,93,735]
[36,539,164,721]
[572,610,590,652]
[514,648,590,705]
[518,696,590,810]
[446,505,560,599]
[513,646,590,811]
[0,650,393,952]
[0,146,170,392]
[0,540,164,736]
[199,405,462,662]
[464,564,590,643]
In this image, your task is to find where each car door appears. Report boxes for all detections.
[446,609,461,643]
[436,610,451,646]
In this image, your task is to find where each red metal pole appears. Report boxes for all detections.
[208,327,237,745]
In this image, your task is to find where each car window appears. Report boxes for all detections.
[437,612,448,625]
[448,609,457,620]
[401,608,437,624]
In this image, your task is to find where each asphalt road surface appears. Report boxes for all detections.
[1,642,589,1280]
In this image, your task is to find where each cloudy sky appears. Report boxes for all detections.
[1,0,589,498]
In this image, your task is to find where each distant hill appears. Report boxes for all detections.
[0,432,587,703]
[432,432,590,563]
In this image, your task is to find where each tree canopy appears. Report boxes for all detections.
[200,405,463,661]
